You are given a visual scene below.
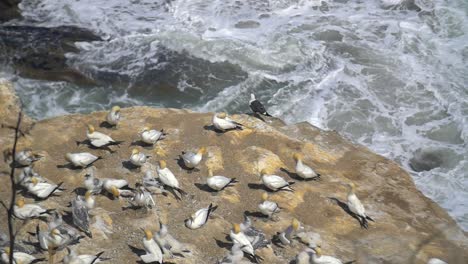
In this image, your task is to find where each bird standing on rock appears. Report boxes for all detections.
[65,152,102,168]
[293,153,320,180]
[106,105,121,127]
[212,113,244,131]
[274,218,301,245]
[206,168,238,191]
[260,169,295,192]
[14,149,43,167]
[346,182,374,229]
[249,93,272,117]
[140,229,163,264]
[130,148,150,167]
[184,203,217,229]
[139,127,166,145]
[181,147,206,169]
[79,124,124,149]
[258,192,280,219]
[157,160,186,199]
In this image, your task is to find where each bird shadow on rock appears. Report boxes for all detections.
[175,157,199,173]
[244,210,268,219]
[122,160,140,171]
[130,140,154,149]
[203,125,226,136]
[280,168,320,182]
[128,244,146,256]
[245,112,266,122]
[56,163,82,170]
[214,238,232,250]
[194,183,217,193]
[247,183,268,191]
[99,121,115,129]
[328,197,362,227]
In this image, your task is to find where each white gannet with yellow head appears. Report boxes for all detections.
[83,124,123,148]
[139,127,166,145]
[63,247,107,264]
[13,197,54,220]
[1,247,42,264]
[293,153,320,180]
[130,148,150,167]
[212,112,244,131]
[157,160,186,199]
[276,218,301,245]
[155,221,191,258]
[15,149,43,167]
[311,247,346,264]
[140,229,163,264]
[181,147,206,169]
[260,169,295,192]
[229,223,260,262]
[84,190,95,210]
[65,152,102,168]
[258,192,280,218]
[185,203,217,230]
[26,176,63,200]
[346,182,374,229]
[102,178,129,198]
[206,168,238,191]
[106,105,121,127]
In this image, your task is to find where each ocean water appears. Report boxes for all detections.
[0,0,467,229]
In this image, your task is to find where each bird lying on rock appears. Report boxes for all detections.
[185,203,217,229]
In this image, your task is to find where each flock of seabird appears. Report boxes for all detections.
[0,94,448,264]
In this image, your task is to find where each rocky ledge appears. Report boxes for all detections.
[1,80,467,263]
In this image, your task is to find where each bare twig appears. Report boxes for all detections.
[3,109,22,263]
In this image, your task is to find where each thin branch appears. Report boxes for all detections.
[0,200,7,211]
[6,109,22,263]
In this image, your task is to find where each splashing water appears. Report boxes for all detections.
[1,0,467,228]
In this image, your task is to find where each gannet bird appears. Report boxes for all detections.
[72,194,91,237]
[180,147,206,169]
[84,171,103,194]
[16,166,41,186]
[102,178,129,196]
[249,93,272,117]
[260,169,294,192]
[217,243,244,264]
[140,229,163,264]
[274,218,301,245]
[212,113,244,131]
[83,191,95,210]
[293,153,320,180]
[185,203,217,229]
[65,152,102,168]
[1,247,43,264]
[206,169,238,191]
[106,105,121,127]
[296,248,315,264]
[229,223,259,262]
[139,127,166,145]
[14,149,43,167]
[154,221,191,258]
[258,192,280,218]
[157,160,186,199]
[311,247,350,264]
[130,185,155,209]
[346,183,374,229]
[130,149,150,167]
[427,258,448,264]
[13,197,54,220]
[240,216,270,250]
[142,171,165,195]
[294,231,322,248]
[63,247,107,264]
[26,177,63,199]
[37,225,81,251]
[80,124,123,149]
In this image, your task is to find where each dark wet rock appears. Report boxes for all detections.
[0,25,102,84]
[0,0,21,22]
[409,149,443,172]
[313,30,343,42]
[234,20,261,29]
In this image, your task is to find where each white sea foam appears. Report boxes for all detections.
[2,0,467,229]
